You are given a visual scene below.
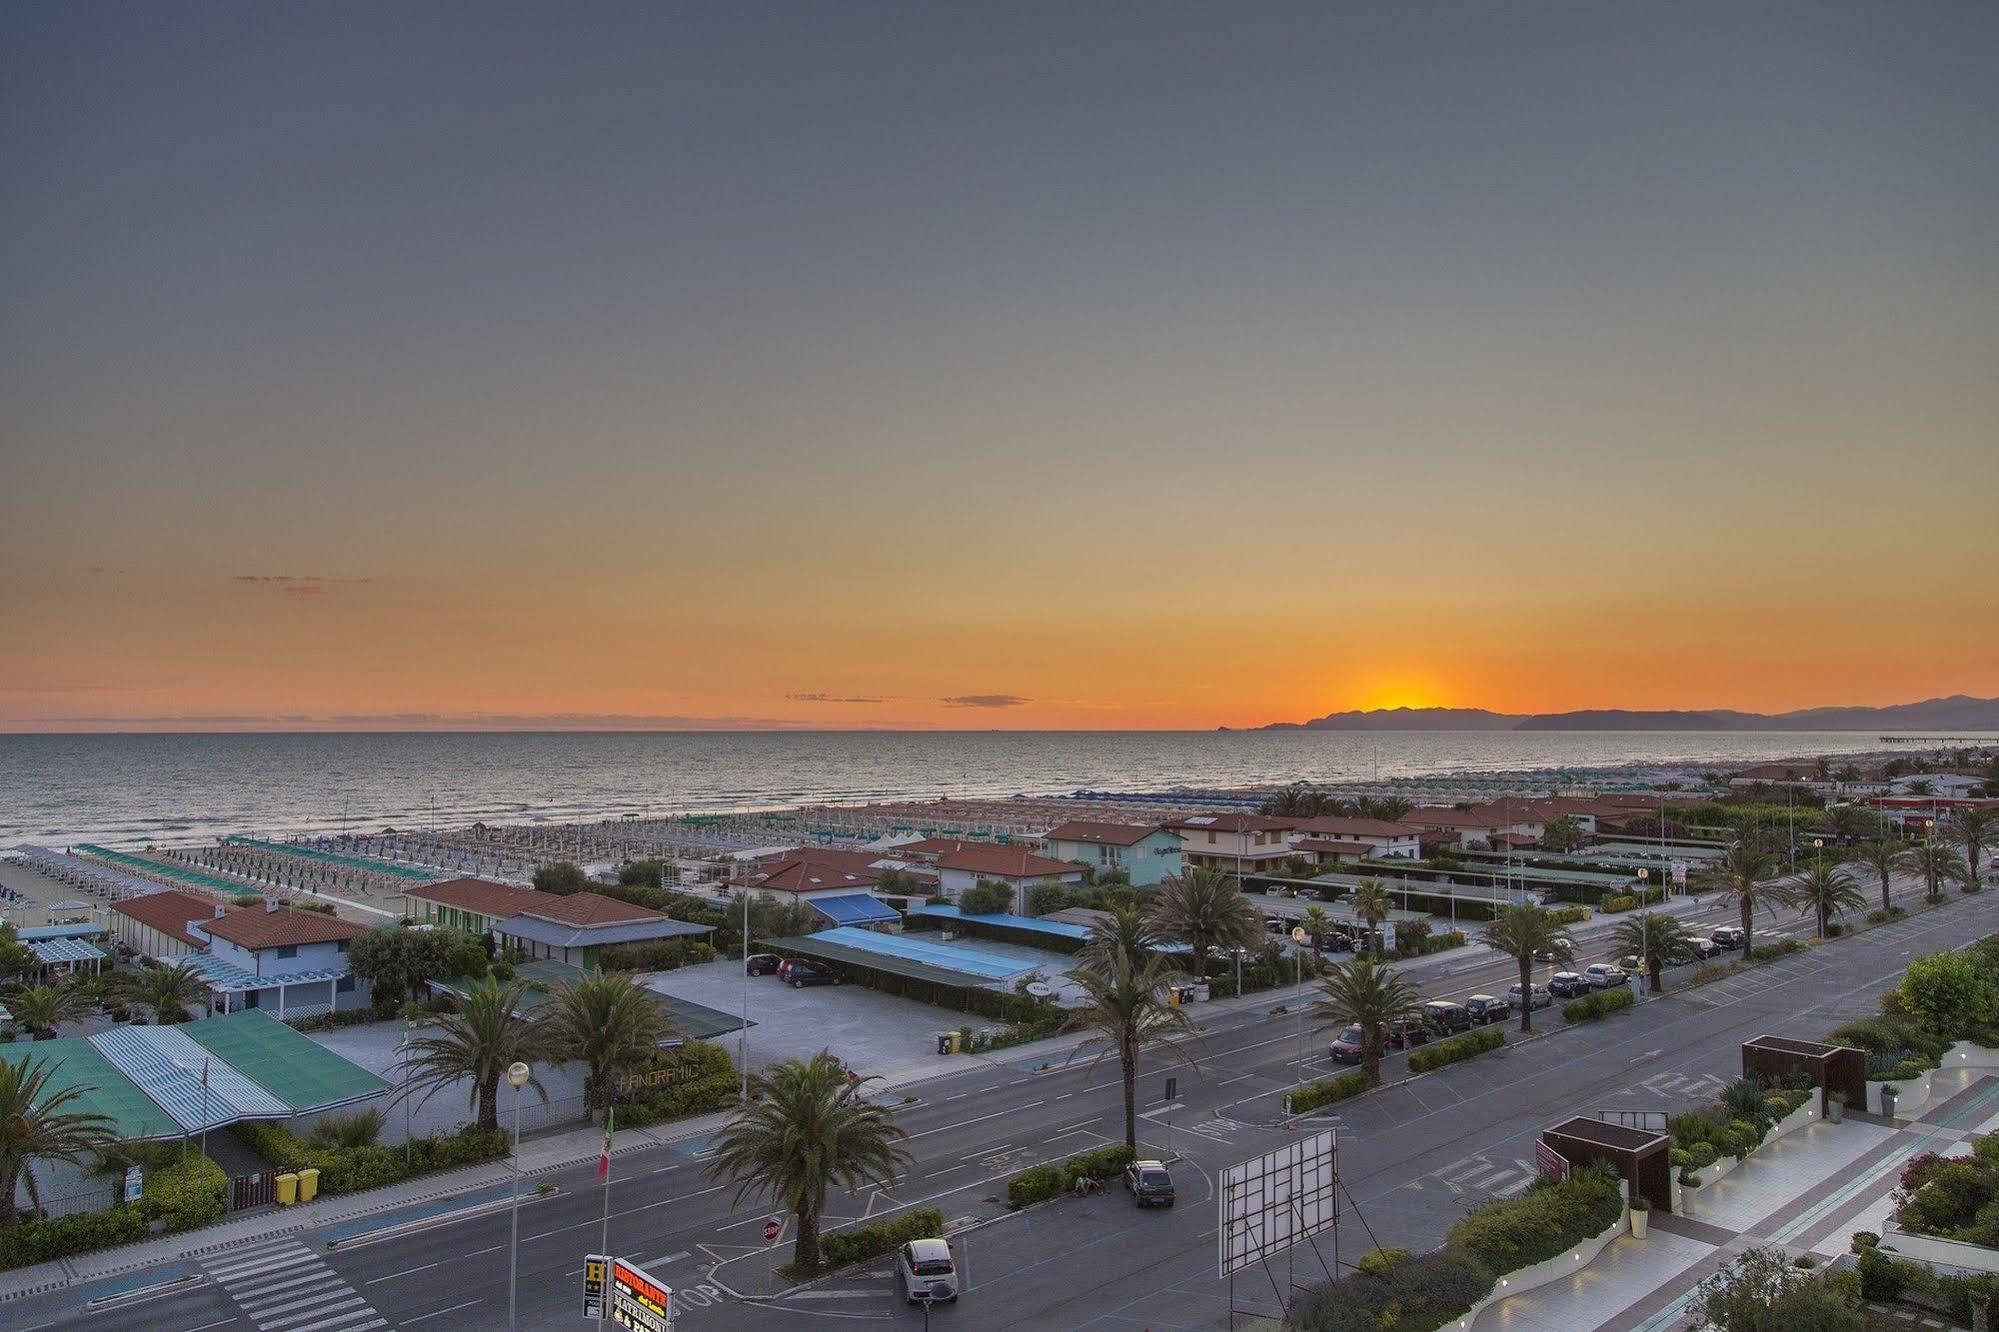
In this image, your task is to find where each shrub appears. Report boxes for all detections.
[1546,906,1591,927]
[1285,1244,1494,1332]
[959,881,1015,916]
[613,1040,737,1127]
[1446,1161,1625,1274]
[820,1207,945,1268]
[1896,950,1999,1040]
[1289,1071,1369,1114]
[1688,1142,1719,1168]
[1750,940,1804,963]
[0,1154,222,1271]
[1355,1245,1409,1277]
[1600,894,1639,914]
[1408,1027,1504,1074]
[1561,987,1636,1023]
[233,1121,509,1196]
[1005,1144,1134,1209]
[1698,1247,1863,1331]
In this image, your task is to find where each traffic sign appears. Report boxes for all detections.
[763,1218,782,1242]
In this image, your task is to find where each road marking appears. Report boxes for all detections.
[201,1237,390,1332]
[403,1298,484,1324]
[645,1249,692,1267]
[365,1261,439,1283]
[904,1107,1012,1140]
[786,1290,878,1300]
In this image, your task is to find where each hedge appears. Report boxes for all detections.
[1545,906,1591,927]
[1750,939,1805,963]
[1408,1027,1505,1075]
[821,1207,945,1267]
[613,1040,738,1127]
[1287,1244,1493,1331]
[1561,987,1636,1023]
[234,1121,510,1196]
[1445,1161,1625,1273]
[1006,1144,1134,1209]
[0,1153,223,1271]
[1289,1071,1369,1114]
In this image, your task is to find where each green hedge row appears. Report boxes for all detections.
[234,1121,510,1196]
[613,1040,738,1127]
[1408,1026,1505,1074]
[1561,987,1636,1023]
[1289,1070,1369,1114]
[1751,939,1805,962]
[821,1207,945,1268]
[0,1154,224,1271]
[1005,1144,1134,1209]
[1446,1160,1625,1273]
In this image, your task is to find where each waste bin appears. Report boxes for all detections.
[948,1031,963,1054]
[1879,1085,1898,1119]
[936,1032,952,1056]
[277,1172,298,1206]
[297,1167,320,1202]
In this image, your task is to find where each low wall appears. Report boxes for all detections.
[1684,1100,1819,1197]
[1460,1203,1630,1329]
[1867,1041,1999,1118]
[1878,1221,1999,1276]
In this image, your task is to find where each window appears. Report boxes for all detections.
[336,939,349,953]
[275,945,298,960]
[244,989,260,1008]
[337,975,356,993]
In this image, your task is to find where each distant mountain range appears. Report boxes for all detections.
[1253,695,1999,733]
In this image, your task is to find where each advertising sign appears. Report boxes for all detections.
[1534,1139,1570,1183]
[123,1164,143,1204]
[583,1254,607,1321]
[610,1256,672,1332]
[1671,858,1689,889]
[1219,1131,1338,1278]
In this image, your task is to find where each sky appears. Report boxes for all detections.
[3,2,1997,732]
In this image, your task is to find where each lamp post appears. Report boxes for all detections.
[506,1060,532,1331]
[1636,869,1651,992]
[740,885,750,1103]
[1812,838,1827,936]
[1290,926,1308,1085]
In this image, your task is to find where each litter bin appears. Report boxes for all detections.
[1879,1085,1898,1119]
[277,1172,298,1206]
[297,1167,320,1203]
[936,1032,952,1056]
[948,1031,963,1054]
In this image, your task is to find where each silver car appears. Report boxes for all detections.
[899,1237,959,1304]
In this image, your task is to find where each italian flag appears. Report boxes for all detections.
[598,1106,615,1179]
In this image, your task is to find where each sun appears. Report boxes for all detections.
[1354,681,1449,712]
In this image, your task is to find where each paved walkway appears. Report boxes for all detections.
[1472,1073,1999,1331]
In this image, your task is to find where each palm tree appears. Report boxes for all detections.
[1851,839,1912,914]
[1782,860,1867,939]
[0,1054,118,1226]
[543,970,677,1120]
[1611,912,1691,993]
[1080,902,1161,975]
[1697,842,1781,959]
[8,984,92,1041]
[402,976,547,1132]
[1908,841,1971,900]
[1302,905,1332,953]
[1309,957,1420,1087]
[1950,808,1993,885]
[1145,867,1264,985]
[120,960,207,1025]
[706,1052,911,1274]
[1823,804,1875,846]
[1349,879,1392,957]
[1481,904,1569,1032]
[1064,948,1199,1150]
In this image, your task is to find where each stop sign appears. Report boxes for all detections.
[763,1219,782,1242]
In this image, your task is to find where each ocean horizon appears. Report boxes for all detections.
[4,728,1983,852]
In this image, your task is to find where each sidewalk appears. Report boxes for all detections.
[1470,1074,1999,1331]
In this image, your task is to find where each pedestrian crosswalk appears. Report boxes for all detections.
[202,1236,388,1331]
[1424,1153,1538,1198]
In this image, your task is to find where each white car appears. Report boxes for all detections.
[898,1237,959,1305]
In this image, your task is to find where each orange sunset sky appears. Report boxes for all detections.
[3,6,1997,732]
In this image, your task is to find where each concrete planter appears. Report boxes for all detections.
[1630,1207,1649,1239]
[1878,1221,1999,1276]
[1867,1041,1999,1118]
[1452,1205,1629,1329]
[1684,1099,1819,1204]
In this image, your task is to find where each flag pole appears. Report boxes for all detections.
[596,1103,614,1332]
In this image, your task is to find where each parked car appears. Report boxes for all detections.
[1124,1159,1176,1208]
[1329,1024,1368,1065]
[1317,932,1353,954]
[786,960,843,988]
[1687,936,1721,959]
[1617,953,1641,973]
[1465,994,1510,1025]
[745,953,783,976]
[1584,962,1630,989]
[1422,1000,1471,1036]
[1548,971,1592,998]
[898,1238,960,1304]
[1386,1018,1431,1049]
[1507,982,1553,1011]
[1711,926,1746,949]
[1533,934,1576,962]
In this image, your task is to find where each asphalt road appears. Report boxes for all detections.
[16,870,1987,1332]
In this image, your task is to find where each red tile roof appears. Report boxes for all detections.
[1040,821,1165,848]
[405,877,542,919]
[518,891,662,927]
[202,904,366,950]
[111,889,215,948]
[1288,816,1415,839]
[935,846,1081,879]
[890,837,998,860]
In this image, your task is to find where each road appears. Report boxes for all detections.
[14,871,1987,1332]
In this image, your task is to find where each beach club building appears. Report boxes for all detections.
[1286,816,1421,864]
[403,877,713,967]
[1166,813,1301,876]
[405,877,542,937]
[1038,821,1182,885]
[934,845,1085,914]
[186,901,370,1019]
[109,888,215,959]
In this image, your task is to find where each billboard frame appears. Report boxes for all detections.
[1219,1130,1340,1325]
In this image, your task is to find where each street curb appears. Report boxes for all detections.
[324,1185,560,1250]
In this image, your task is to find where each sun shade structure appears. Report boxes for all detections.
[88,1026,292,1132]
[806,893,901,927]
[77,843,254,896]
[180,952,349,993]
[182,1009,391,1113]
[28,937,106,966]
[0,1039,183,1141]
[764,925,1036,987]
[13,845,174,899]
[226,836,441,881]
[903,903,1092,940]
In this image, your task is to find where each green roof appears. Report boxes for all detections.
[181,1009,391,1113]
[0,1038,182,1142]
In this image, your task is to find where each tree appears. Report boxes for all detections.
[120,960,208,1025]
[1079,902,1160,975]
[1309,957,1420,1087]
[8,984,92,1041]
[1302,905,1332,953]
[1611,912,1691,992]
[1697,842,1781,959]
[1851,839,1911,914]
[1894,950,1998,1039]
[543,970,676,1120]
[1822,803,1876,844]
[1481,904,1569,1032]
[706,1052,911,1274]
[1349,879,1392,957]
[0,922,35,981]
[1145,868,1264,984]
[1781,860,1866,939]
[0,1055,118,1227]
[350,926,490,1012]
[959,880,1015,917]
[402,976,547,1132]
[532,861,593,895]
[617,859,668,890]
[1951,807,1994,885]
[1909,840,1971,900]
[1063,948,1198,1150]
[1695,1246,1862,1332]
[1540,816,1588,854]
[873,866,925,900]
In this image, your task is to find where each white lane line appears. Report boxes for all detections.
[644,1249,691,1267]
[904,1107,1012,1140]
[366,1260,441,1284]
[403,1298,485,1324]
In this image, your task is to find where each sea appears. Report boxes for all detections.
[1,730,1978,851]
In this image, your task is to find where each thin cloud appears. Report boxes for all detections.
[232,574,373,599]
[941,694,1031,709]
[789,692,891,704]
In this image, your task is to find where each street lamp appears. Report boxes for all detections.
[506,1060,532,1331]
[1636,870,1651,992]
